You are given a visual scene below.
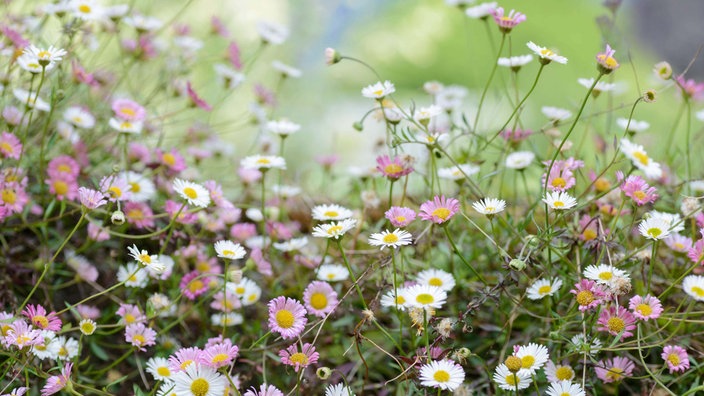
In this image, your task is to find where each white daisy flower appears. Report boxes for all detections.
[171,364,227,396]
[213,240,246,260]
[514,343,549,375]
[17,52,48,74]
[13,88,51,112]
[380,288,408,311]
[542,106,572,121]
[267,119,300,136]
[78,319,96,336]
[583,264,629,285]
[56,336,79,360]
[368,229,413,250]
[325,383,355,396]
[526,278,562,300]
[415,269,456,292]
[401,284,447,309]
[577,77,617,93]
[619,138,663,179]
[546,380,586,396]
[413,104,443,124]
[240,154,286,170]
[317,264,349,282]
[465,2,497,18]
[256,20,289,45]
[542,191,577,210]
[211,312,244,327]
[271,185,301,199]
[498,55,533,69]
[273,237,309,252]
[638,217,672,240]
[418,359,465,391]
[545,361,576,382]
[312,204,354,221]
[472,198,506,215]
[213,64,245,89]
[173,179,211,208]
[569,334,602,356]
[127,244,165,274]
[493,363,532,391]
[527,42,568,65]
[311,219,357,239]
[647,210,684,233]
[72,0,105,21]
[124,14,163,32]
[272,60,302,78]
[505,151,535,169]
[697,109,704,122]
[617,118,649,133]
[437,164,480,180]
[117,262,149,288]
[31,330,60,360]
[64,106,96,129]
[361,80,395,99]
[683,275,704,301]
[122,171,156,202]
[146,356,173,382]
[23,45,67,68]
[108,117,143,134]
[435,85,468,110]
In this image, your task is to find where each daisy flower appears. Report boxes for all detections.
[311,218,357,239]
[279,343,319,372]
[41,362,72,396]
[267,297,307,340]
[401,284,447,309]
[312,204,353,221]
[578,77,616,96]
[240,155,287,171]
[583,264,629,286]
[385,206,416,227]
[416,269,455,291]
[211,312,244,327]
[665,233,693,253]
[595,356,634,383]
[78,319,96,336]
[273,237,309,252]
[543,191,577,210]
[437,164,479,180]
[256,20,289,44]
[63,106,95,129]
[648,210,685,233]
[180,271,211,300]
[380,288,408,311]
[125,323,157,351]
[213,240,246,260]
[545,360,575,382]
[172,364,227,396]
[112,98,146,121]
[542,106,572,122]
[168,347,203,372]
[271,61,302,78]
[146,356,173,381]
[122,171,156,203]
[78,187,107,210]
[638,216,671,240]
[0,131,22,159]
[570,279,607,312]
[661,345,690,373]
[376,155,414,180]
[368,229,413,250]
[418,359,465,391]
[23,45,67,68]
[172,179,211,208]
[527,42,568,65]
[361,81,395,99]
[5,320,42,349]
[116,304,147,325]
[492,363,532,391]
[13,88,51,111]
[569,334,602,356]
[316,264,350,282]
[617,118,649,134]
[620,175,658,206]
[526,278,562,300]
[491,7,526,33]
[546,380,585,396]
[243,384,284,396]
[202,340,239,369]
[597,306,637,338]
[413,104,442,125]
[497,54,533,70]
[127,244,165,274]
[108,117,143,134]
[419,195,460,224]
[683,275,704,301]
[628,294,663,321]
[619,139,662,179]
[465,2,496,19]
[505,151,535,169]
[22,304,61,332]
[514,343,549,374]
[325,383,355,396]
[596,43,620,74]
[472,198,506,215]
[303,281,339,318]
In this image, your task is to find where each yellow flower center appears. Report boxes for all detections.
[275,309,295,329]
[690,286,704,297]
[80,322,95,334]
[428,277,443,287]
[576,290,594,306]
[632,151,650,165]
[53,181,68,195]
[190,378,210,396]
[607,317,625,333]
[382,233,399,244]
[0,142,13,153]
[289,352,309,365]
[372,89,383,97]
[108,186,123,199]
[394,216,406,223]
[605,367,624,381]
[180,359,193,370]
[78,4,91,13]
[188,280,204,293]
[124,313,136,324]
[1,189,16,204]
[521,355,535,369]
[129,182,141,193]
[583,229,597,241]
[433,370,450,382]
[127,209,144,220]
[323,210,338,217]
[183,187,197,199]
[551,177,566,188]
[310,292,328,310]
[598,272,613,281]
[504,373,518,386]
[538,285,552,295]
[157,366,170,377]
[633,190,646,201]
[431,208,451,220]
[327,273,336,280]
[162,153,176,166]
[256,158,271,165]
[667,353,680,366]
[636,303,652,317]
[37,50,50,59]
[133,334,146,345]
[235,286,245,294]
[594,178,610,192]
[647,228,662,238]
[553,201,565,208]
[540,49,555,57]
[504,356,522,372]
[58,346,68,356]
[139,254,151,264]
[121,107,135,116]
[222,249,234,257]
[555,366,574,381]
[415,293,434,305]
[384,164,403,174]
[211,353,229,364]
[32,315,49,329]
[395,296,406,305]
[326,225,343,235]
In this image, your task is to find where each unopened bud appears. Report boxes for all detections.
[316,367,332,380]
[111,210,125,225]
[505,355,522,373]
[509,258,526,271]
[353,121,364,132]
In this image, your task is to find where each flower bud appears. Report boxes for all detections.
[504,355,522,372]
[111,210,125,225]
[316,366,332,380]
[352,121,364,132]
[509,258,526,271]
[643,89,657,103]
[324,48,341,65]
[653,61,672,80]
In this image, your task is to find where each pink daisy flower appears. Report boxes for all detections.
[227,41,242,69]
[664,233,693,253]
[570,279,607,312]
[376,155,414,180]
[46,174,79,201]
[180,270,211,300]
[202,339,239,369]
[0,179,29,214]
[204,180,235,209]
[116,304,147,325]
[47,155,80,180]
[597,305,637,338]
[596,44,620,73]
[112,98,146,122]
[500,128,533,144]
[267,296,307,340]
[491,7,526,32]
[169,347,204,372]
[22,304,62,332]
[661,345,690,373]
[0,131,22,159]
[620,175,658,205]
[3,386,28,396]
[164,200,198,224]
[385,206,417,227]
[578,214,608,242]
[156,148,187,174]
[302,281,339,318]
[595,356,634,383]
[99,175,132,202]
[125,323,157,352]
[628,294,663,321]
[230,223,258,241]
[243,384,284,396]
[675,75,704,100]
[211,289,241,312]
[418,195,460,224]
[687,239,704,264]
[186,82,212,111]
[5,320,42,349]
[78,187,107,210]
[211,17,231,38]
[41,362,72,396]
[124,201,155,229]
[76,305,100,320]
[278,343,319,372]
[250,248,273,277]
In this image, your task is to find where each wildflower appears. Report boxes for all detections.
[437,163,480,181]
[416,269,456,291]
[78,187,107,210]
[169,347,203,372]
[385,206,416,227]
[127,244,165,274]
[324,47,341,65]
[619,139,662,179]
[376,155,414,180]
[240,154,287,171]
[112,98,146,121]
[317,264,349,282]
[302,281,339,317]
[465,2,497,19]
[279,343,319,372]
[514,343,549,375]
[654,61,672,80]
[380,288,408,311]
[23,45,67,69]
[272,60,302,78]
[202,340,239,369]
[0,132,21,159]
[173,179,211,208]
[505,151,535,169]
[413,104,442,126]
[497,55,533,71]
[13,88,51,111]
[617,118,650,134]
[256,20,289,44]
[628,294,663,321]
[311,218,357,239]
[267,119,300,137]
[186,82,212,111]
[542,106,572,123]
[595,356,635,383]
[125,323,157,351]
[665,233,693,253]
[22,304,62,332]
[527,42,568,65]
[325,383,355,396]
[312,204,353,221]
[596,44,620,74]
[5,320,42,349]
[493,363,532,390]
[402,284,447,309]
[526,278,562,300]
[268,297,307,340]
[570,279,607,312]
[368,229,413,250]
[41,362,72,396]
[543,191,577,210]
[545,360,575,382]
[213,240,246,260]
[643,89,657,103]
[109,117,143,134]
[419,359,465,391]
[546,381,585,396]
[172,364,227,396]
[472,198,506,216]
[362,81,395,99]
[491,7,526,33]
[243,384,284,396]
[31,330,60,360]
[683,275,704,301]
[661,345,690,373]
[583,264,629,287]
[180,271,210,300]
[419,195,460,224]
[675,75,704,100]
[638,216,671,240]
[620,175,658,205]
[146,356,172,382]
[78,319,96,336]
[597,306,636,338]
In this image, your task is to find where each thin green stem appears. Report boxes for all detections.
[337,240,368,310]
[473,33,506,132]
[442,226,487,285]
